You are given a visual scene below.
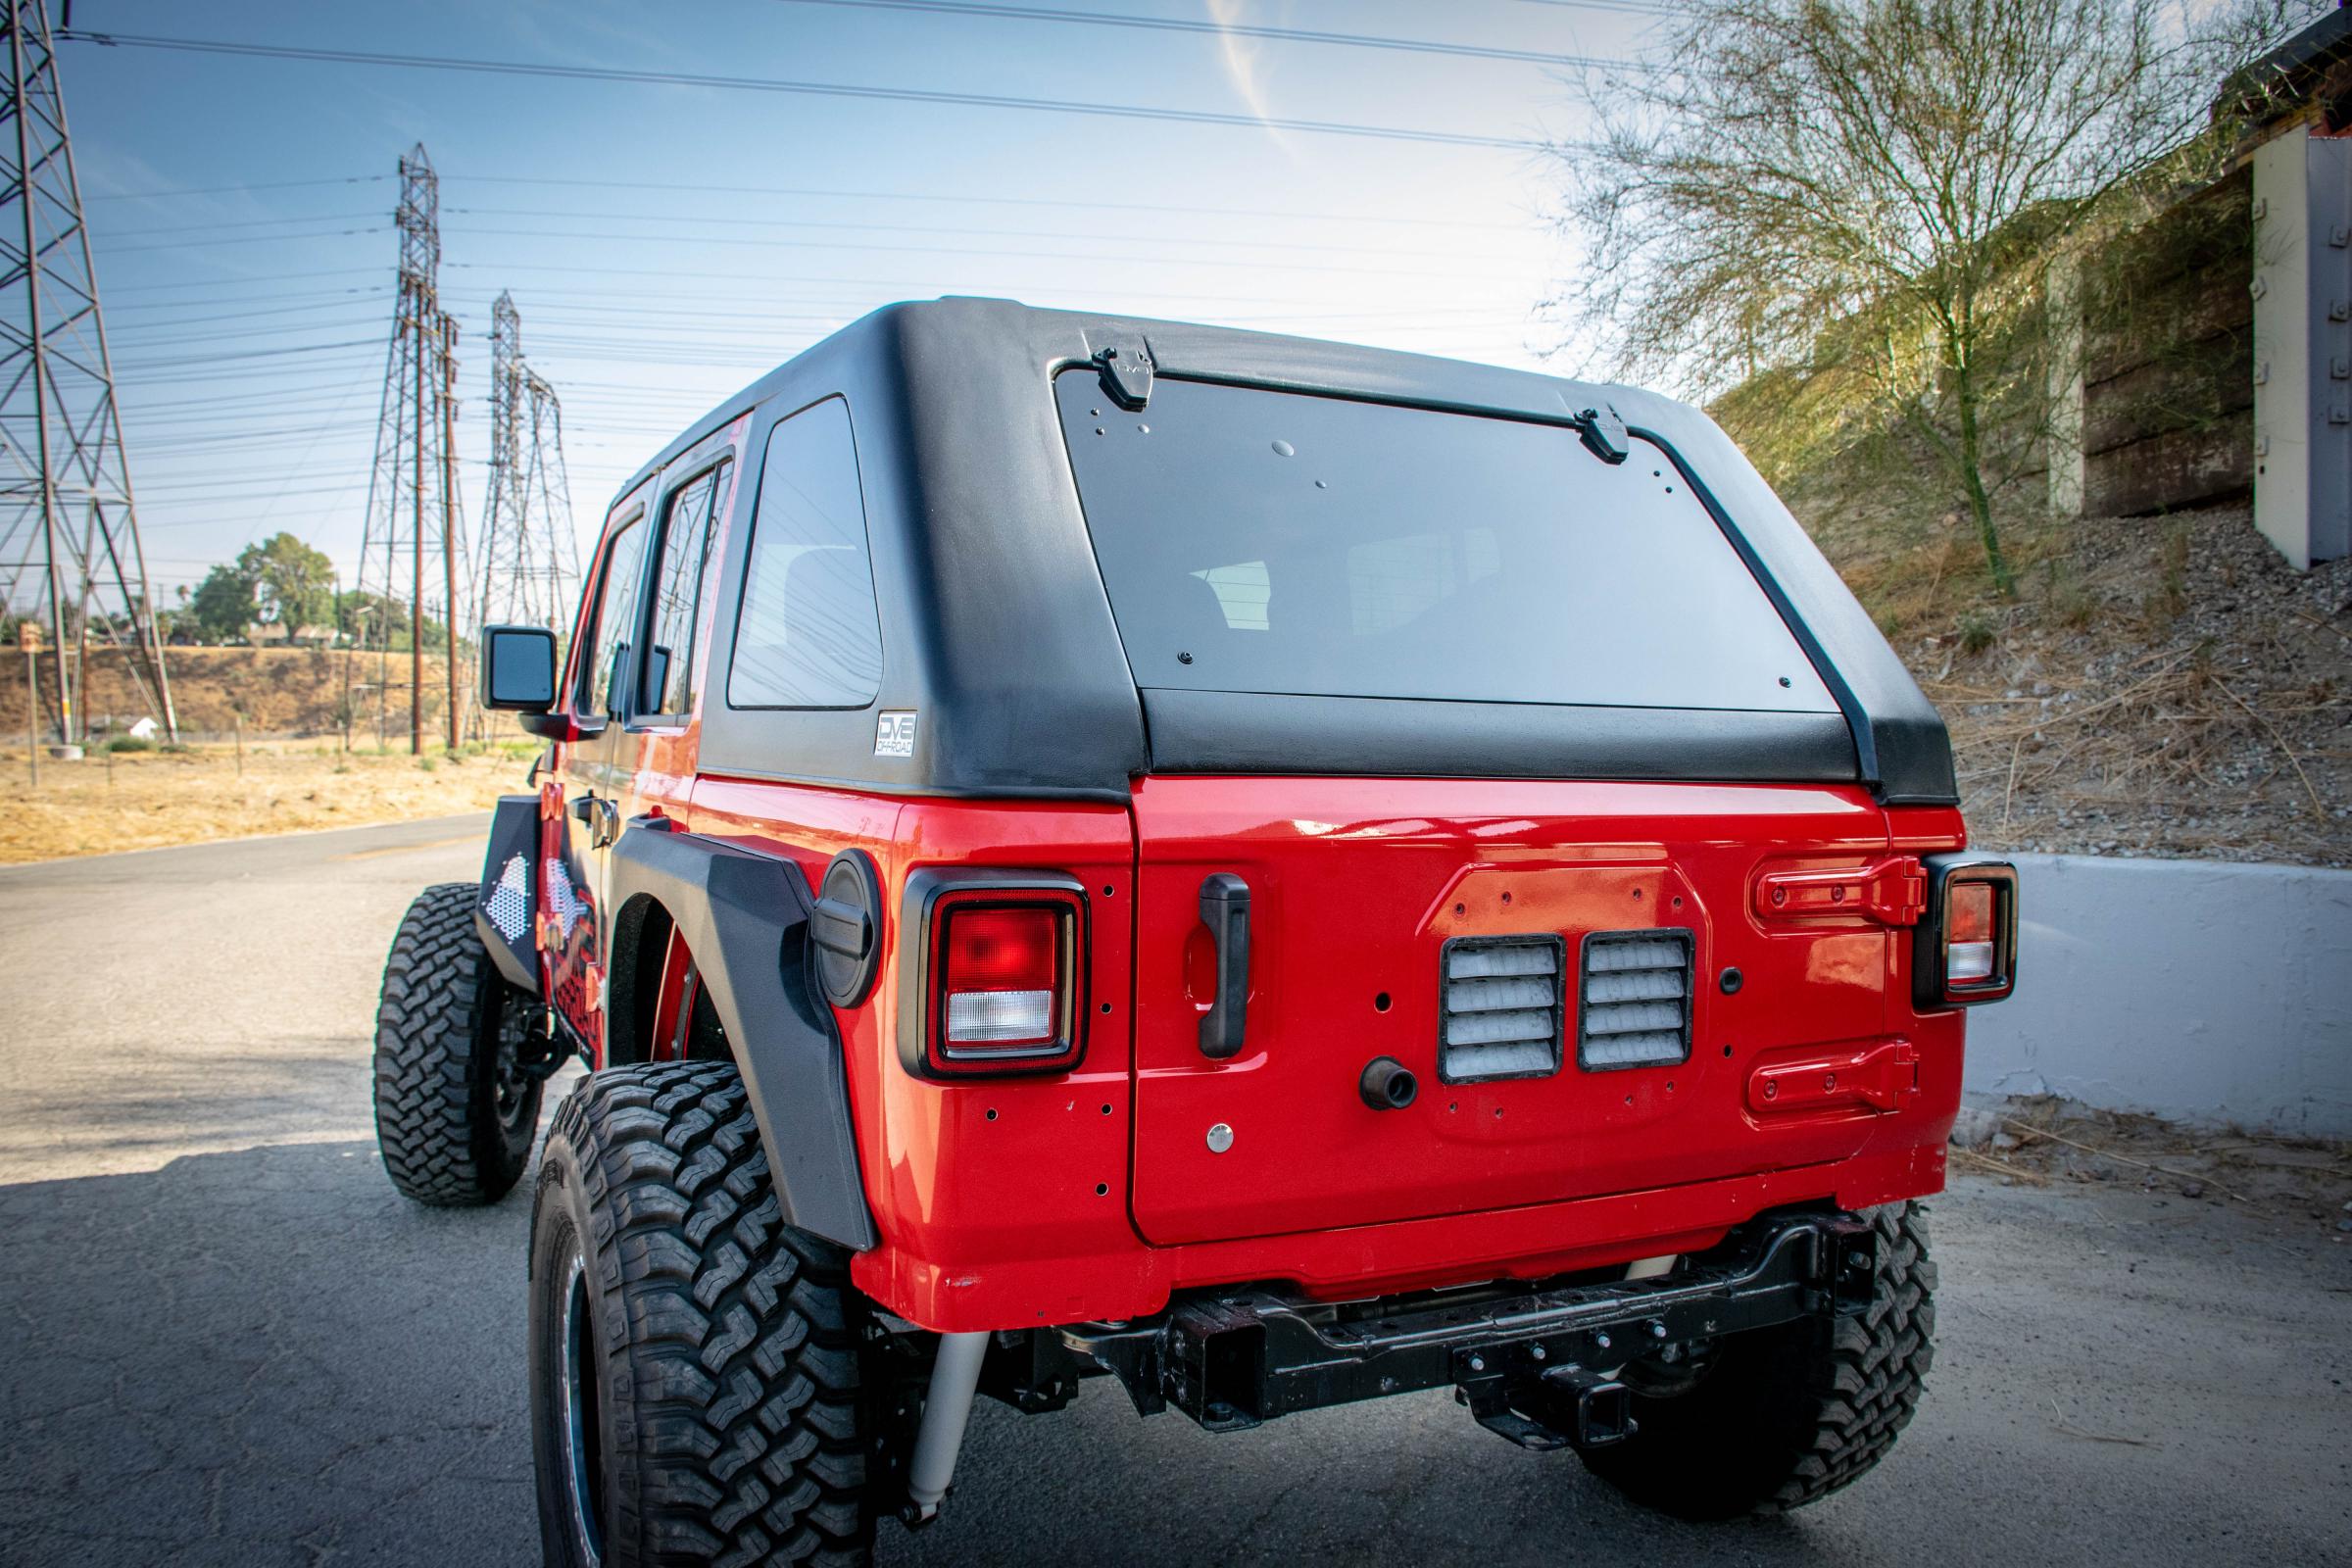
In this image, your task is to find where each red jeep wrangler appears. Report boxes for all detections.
[370,299,2017,1566]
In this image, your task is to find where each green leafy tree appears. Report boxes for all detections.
[184,533,339,642]
[188,564,255,643]
[1547,0,2310,595]
[242,532,336,630]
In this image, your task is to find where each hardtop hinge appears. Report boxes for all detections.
[1093,337,1154,411]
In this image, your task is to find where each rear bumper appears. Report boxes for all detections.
[1063,1208,1878,1441]
[852,1139,1948,1332]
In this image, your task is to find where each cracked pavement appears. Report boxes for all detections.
[2,815,2347,1566]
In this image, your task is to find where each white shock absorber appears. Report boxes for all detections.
[906,1331,990,1523]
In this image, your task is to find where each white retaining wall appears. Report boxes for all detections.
[1963,852,2352,1137]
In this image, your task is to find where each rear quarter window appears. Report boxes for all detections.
[1054,373,1836,714]
[727,397,885,710]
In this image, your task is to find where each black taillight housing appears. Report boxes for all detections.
[1912,855,2018,1008]
[896,868,1088,1078]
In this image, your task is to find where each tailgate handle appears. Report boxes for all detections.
[1198,873,1251,1059]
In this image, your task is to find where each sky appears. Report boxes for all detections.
[55,0,1675,606]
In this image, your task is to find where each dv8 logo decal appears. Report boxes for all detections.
[875,710,918,758]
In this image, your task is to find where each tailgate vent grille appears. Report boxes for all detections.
[1438,935,1565,1083]
[1578,928,1694,1070]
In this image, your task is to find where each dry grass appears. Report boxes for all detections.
[0,741,537,864]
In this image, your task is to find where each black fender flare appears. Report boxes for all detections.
[475,794,542,997]
[606,818,879,1251]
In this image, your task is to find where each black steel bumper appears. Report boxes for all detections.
[1058,1209,1878,1451]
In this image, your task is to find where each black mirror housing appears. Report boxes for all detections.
[480,624,559,711]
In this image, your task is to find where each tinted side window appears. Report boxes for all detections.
[640,459,734,718]
[579,513,648,717]
[728,399,883,709]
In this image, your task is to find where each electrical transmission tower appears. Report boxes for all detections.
[355,144,466,755]
[474,291,577,643]
[0,0,174,743]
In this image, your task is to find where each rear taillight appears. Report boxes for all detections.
[942,906,1061,1048]
[897,871,1088,1077]
[1913,856,2018,1007]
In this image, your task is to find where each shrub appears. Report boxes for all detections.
[1957,610,1997,656]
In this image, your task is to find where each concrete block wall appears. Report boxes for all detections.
[1963,852,2352,1137]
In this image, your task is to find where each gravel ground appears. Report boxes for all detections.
[1,816,2346,1567]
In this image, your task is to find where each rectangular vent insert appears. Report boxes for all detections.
[1579,928,1694,1070]
[1439,934,1565,1083]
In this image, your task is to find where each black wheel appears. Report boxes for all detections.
[1579,1203,1936,1519]
[371,881,543,1205]
[529,1060,876,1568]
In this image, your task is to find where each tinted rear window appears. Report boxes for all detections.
[1054,374,1835,713]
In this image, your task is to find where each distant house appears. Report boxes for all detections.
[126,716,158,741]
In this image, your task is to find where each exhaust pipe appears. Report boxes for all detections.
[906,1331,989,1523]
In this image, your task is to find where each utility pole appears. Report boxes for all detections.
[0,1,174,742]
[439,309,460,752]
[357,145,466,759]
[410,270,424,755]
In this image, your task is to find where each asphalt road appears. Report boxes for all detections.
[1,816,2346,1567]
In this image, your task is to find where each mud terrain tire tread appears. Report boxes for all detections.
[372,881,538,1205]
[536,1059,872,1567]
[1579,1201,1936,1519]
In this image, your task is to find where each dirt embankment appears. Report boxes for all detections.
[0,646,461,742]
[1808,497,2352,867]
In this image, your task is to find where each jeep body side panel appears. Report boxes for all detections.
[684,783,1140,1312]
[605,821,879,1250]
[541,420,750,1055]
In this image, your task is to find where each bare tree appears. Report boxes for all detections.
[1548,0,2294,594]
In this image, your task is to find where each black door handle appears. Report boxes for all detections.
[1198,872,1250,1058]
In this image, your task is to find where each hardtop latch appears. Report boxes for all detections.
[1093,338,1154,411]
[1573,401,1630,465]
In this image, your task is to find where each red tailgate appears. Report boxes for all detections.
[1128,775,1909,1246]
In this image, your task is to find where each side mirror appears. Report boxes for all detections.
[480,624,558,710]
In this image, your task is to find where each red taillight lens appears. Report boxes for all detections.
[941,906,1061,1049]
[1948,882,1994,945]
[909,885,1088,1074]
[1945,881,1996,983]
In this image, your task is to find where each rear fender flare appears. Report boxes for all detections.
[605,818,879,1251]
[474,794,541,997]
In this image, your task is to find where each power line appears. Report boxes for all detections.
[766,0,1642,68]
[443,204,1508,261]
[58,31,1548,150]
[97,209,382,238]
[97,224,384,255]
[102,268,380,293]
[85,172,392,202]
[444,172,1526,231]
[440,222,1521,279]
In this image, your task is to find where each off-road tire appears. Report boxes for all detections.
[529,1060,875,1568]
[372,881,542,1205]
[1579,1202,1936,1519]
